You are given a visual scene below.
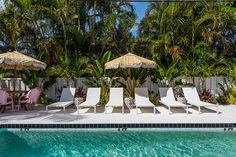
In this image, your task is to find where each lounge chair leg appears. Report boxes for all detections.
[1,106,6,113]
[198,106,201,114]
[217,106,219,114]
[94,106,96,113]
[122,106,124,114]
[63,107,65,112]
[77,107,80,114]
[46,106,48,112]
[11,103,14,111]
[186,107,189,114]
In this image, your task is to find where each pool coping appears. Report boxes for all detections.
[1,123,235,131]
[2,128,235,132]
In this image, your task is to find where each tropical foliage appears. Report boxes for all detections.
[217,79,236,105]
[85,51,115,104]
[0,1,235,102]
[139,1,235,88]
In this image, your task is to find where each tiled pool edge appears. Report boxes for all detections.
[0,123,235,130]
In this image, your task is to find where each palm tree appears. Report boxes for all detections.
[139,1,236,62]
[139,2,190,61]
[151,55,179,87]
[181,42,229,89]
[0,0,30,51]
[86,51,115,104]
[48,55,90,87]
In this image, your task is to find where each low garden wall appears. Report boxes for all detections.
[0,77,229,101]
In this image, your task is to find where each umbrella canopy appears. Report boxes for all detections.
[105,53,156,69]
[105,53,156,97]
[0,51,46,70]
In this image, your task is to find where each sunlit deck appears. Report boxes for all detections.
[1,105,236,125]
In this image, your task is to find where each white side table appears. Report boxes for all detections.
[177,97,186,104]
[125,97,134,109]
[74,97,83,106]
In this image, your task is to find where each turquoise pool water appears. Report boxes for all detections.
[0,130,236,157]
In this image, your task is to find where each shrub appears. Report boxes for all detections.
[200,89,215,103]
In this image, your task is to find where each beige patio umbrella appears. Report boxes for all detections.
[0,51,47,109]
[105,53,156,97]
[0,51,46,71]
[105,53,156,69]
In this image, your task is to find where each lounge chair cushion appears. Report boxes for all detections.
[135,88,155,107]
[187,100,216,107]
[46,88,76,111]
[160,99,188,107]
[77,88,101,108]
[47,101,74,108]
[106,88,123,107]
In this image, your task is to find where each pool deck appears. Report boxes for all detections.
[0,105,236,125]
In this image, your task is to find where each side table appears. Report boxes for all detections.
[74,97,83,106]
[177,97,187,104]
[125,97,134,109]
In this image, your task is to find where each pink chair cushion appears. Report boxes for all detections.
[19,87,42,104]
[28,87,42,103]
[0,90,11,105]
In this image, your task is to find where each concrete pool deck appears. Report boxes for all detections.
[0,104,236,125]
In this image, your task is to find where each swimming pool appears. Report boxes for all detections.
[0,130,236,157]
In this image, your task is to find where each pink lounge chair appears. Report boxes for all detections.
[0,89,13,113]
[18,87,42,111]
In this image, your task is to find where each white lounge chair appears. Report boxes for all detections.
[159,87,190,114]
[105,88,124,114]
[46,88,76,112]
[135,88,156,114]
[182,87,219,114]
[76,88,101,113]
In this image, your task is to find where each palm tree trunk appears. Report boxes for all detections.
[192,26,195,46]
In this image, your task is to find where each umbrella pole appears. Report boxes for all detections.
[127,68,134,98]
[128,68,131,79]
[13,66,16,91]
[12,66,16,111]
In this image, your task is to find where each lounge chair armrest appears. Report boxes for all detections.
[19,95,29,101]
[7,95,13,101]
